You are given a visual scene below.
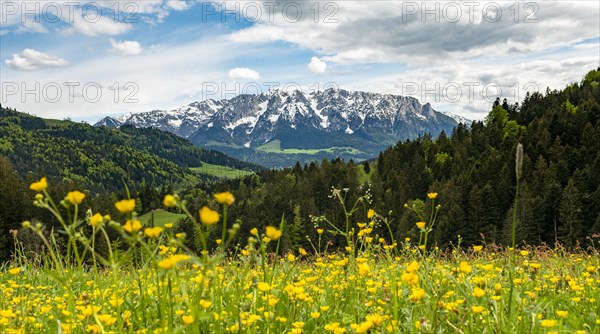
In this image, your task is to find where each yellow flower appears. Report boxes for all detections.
[115,199,136,214]
[199,300,212,309]
[473,245,483,252]
[472,306,484,313]
[265,226,282,240]
[144,227,164,238]
[123,220,142,233]
[367,209,375,219]
[358,263,370,276]
[250,228,258,236]
[416,222,426,230]
[165,223,173,229]
[541,319,557,328]
[427,192,438,199]
[520,250,529,257]
[365,314,383,326]
[299,248,307,256]
[163,195,177,207]
[199,206,219,225]
[89,213,103,227]
[30,177,48,192]
[459,261,472,274]
[9,267,21,275]
[214,192,235,205]
[158,254,190,270]
[410,287,426,302]
[473,287,486,297]
[555,310,568,318]
[97,314,117,326]
[182,315,194,325]
[311,312,321,319]
[65,191,85,205]
[316,228,324,234]
[257,282,271,292]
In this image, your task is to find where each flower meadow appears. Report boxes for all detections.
[1,179,599,333]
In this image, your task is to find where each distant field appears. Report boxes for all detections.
[138,209,186,226]
[256,139,363,155]
[190,162,254,179]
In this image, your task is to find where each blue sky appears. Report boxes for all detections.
[1,0,598,123]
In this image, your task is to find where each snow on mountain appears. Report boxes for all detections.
[94,88,469,154]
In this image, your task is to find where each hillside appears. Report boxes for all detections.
[196,69,600,250]
[0,108,261,192]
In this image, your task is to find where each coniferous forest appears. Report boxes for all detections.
[1,69,599,263]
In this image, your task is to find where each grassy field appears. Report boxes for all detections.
[190,162,254,179]
[137,209,186,227]
[2,188,599,333]
[256,139,363,155]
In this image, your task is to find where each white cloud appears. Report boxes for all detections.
[229,1,599,66]
[307,57,327,73]
[5,49,69,71]
[15,21,48,34]
[109,38,143,56]
[228,67,260,80]
[167,0,189,11]
[63,15,131,36]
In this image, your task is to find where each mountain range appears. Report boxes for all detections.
[96,88,470,167]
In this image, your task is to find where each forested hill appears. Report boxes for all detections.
[206,69,600,250]
[0,108,262,192]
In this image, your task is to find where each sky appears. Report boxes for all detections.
[0,0,599,123]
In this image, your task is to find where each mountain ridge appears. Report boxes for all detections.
[95,88,470,167]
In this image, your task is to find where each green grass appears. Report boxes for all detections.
[190,162,254,179]
[256,139,363,155]
[138,209,186,227]
[4,188,600,333]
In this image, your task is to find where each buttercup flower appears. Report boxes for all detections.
[163,195,177,207]
[30,177,48,192]
[214,191,235,205]
[115,199,136,214]
[89,213,103,227]
[200,206,219,225]
[66,191,85,205]
[124,220,142,233]
[265,226,282,240]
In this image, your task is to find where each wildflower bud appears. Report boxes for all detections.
[35,194,43,201]
[103,215,111,222]
[22,221,31,228]
[35,223,42,231]
[232,223,240,230]
[515,143,523,180]
[248,237,257,244]
[108,221,121,229]
[404,203,409,208]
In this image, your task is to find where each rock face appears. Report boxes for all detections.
[95,88,468,167]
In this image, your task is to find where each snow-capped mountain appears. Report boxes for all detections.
[95,88,469,167]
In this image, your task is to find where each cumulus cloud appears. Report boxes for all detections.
[109,38,143,56]
[63,15,131,36]
[307,57,327,73]
[167,0,189,11]
[228,67,260,80]
[229,1,599,66]
[5,49,69,71]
